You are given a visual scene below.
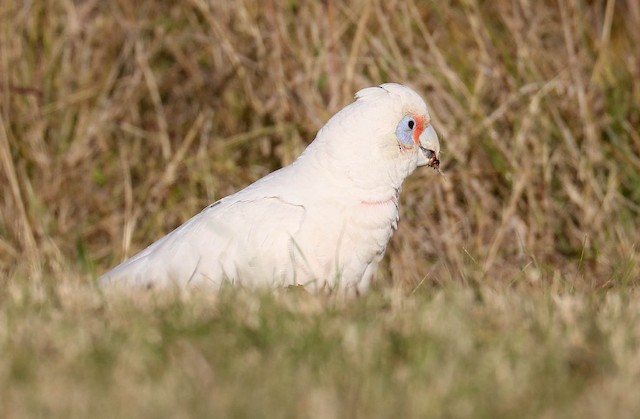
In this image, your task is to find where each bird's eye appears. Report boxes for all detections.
[396,115,417,145]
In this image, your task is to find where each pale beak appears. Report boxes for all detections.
[417,124,440,169]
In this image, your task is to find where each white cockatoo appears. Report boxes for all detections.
[99,83,440,293]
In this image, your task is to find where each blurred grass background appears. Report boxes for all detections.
[1,0,640,417]
[1,0,639,288]
[1,0,639,287]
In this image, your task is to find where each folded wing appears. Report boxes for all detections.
[100,196,307,288]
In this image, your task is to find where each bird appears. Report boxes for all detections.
[99,83,440,293]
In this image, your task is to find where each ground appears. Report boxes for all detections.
[1,1,639,417]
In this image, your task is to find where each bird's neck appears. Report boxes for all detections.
[359,188,400,206]
[294,143,412,204]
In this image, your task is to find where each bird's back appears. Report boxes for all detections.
[100,163,311,287]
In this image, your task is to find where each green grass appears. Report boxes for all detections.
[2,282,640,418]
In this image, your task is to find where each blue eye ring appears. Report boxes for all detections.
[396,115,417,146]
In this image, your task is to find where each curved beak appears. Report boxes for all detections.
[417,124,440,169]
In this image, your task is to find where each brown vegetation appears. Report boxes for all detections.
[1,0,639,289]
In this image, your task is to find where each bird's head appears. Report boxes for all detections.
[360,83,439,170]
[310,83,440,190]
[389,97,440,171]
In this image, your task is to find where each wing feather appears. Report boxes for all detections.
[100,197,306,287]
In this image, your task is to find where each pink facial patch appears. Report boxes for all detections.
[412,115,426,145]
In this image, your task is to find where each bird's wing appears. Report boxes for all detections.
[99,196,306,287]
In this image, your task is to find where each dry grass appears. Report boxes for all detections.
[1,0,639,289]
[1,0,640,416]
